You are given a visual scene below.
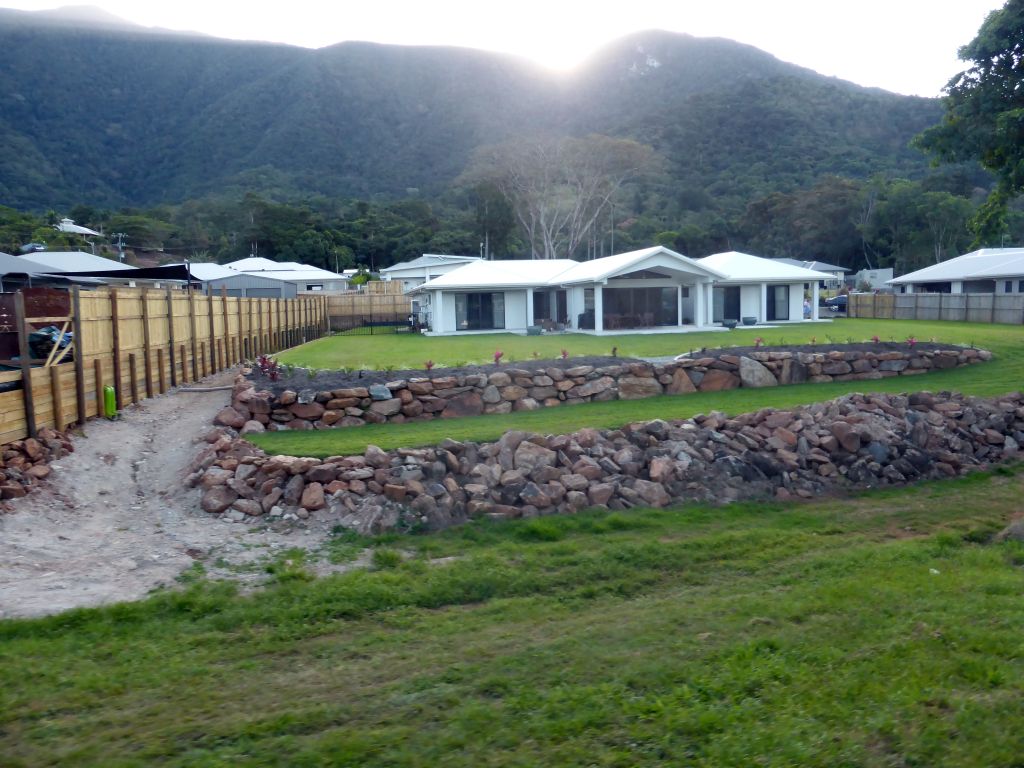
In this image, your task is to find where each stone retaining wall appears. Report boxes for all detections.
[0,427,74,506]
[192,383,1024,534]
[217,345,991,433]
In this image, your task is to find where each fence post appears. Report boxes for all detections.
[205,293,216,373]
[991,293,996,324]
[166,287,178,388]
[93,358,104,416]
[141,288,154,398]
[110,288,124,410]
[13,292,37,438]
[71,286,87,428]
[188,290,199,381]
[129,352,138,404]
[157,347,166,393]
[49,365,64,431]
[221,289,230,365]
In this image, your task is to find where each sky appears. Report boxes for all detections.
[0,0,1006,96]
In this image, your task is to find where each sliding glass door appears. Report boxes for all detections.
[455,292,505,331]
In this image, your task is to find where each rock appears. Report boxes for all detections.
[214,406,247,429]
[290,402,325,420]
[618,376,663,400]
[300,482,326,511]
[442,392,484,418]
[739,357,778,388]
[995,519,1024,543]
[633,479,670,507]
[0,484,27,499]
[830,422,862,453]
[666,368,697,394]
[232,499,264,516]
[587,483,615,506]
[369,384,393,401]
[514,440,556,473]
[574,376,614,398]
[369,398,403,417]
[698,369,740,392]
[25,464,51,480]
[201,486,238,514]
[240,420,265,435]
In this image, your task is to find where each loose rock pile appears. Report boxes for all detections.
[219,344,989,431]
[191,380,1024,534]
[0,427,74,506]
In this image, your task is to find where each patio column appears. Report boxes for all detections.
[677,284,683,326]
[811,282,819,320]
[705,283,714,325]
[760,284,768,323]
[693,282,705,327]
[433,290,443,333]
[594,284,604,333]
[526,289,534,330]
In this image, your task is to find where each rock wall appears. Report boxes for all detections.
[217,345,991,432]
[0,427,74,506]
[192,385,1024,534]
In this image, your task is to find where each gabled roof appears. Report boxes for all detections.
[557,246,724,284]
[56,218,103,237]
[413,259,578,291]
[889,248,1024,284]
[771,257,849,273]
[380,254,482,273]
[19,251,135,273]
[413,247,725,292]
[699,251,832,282]
[223,256,348,282]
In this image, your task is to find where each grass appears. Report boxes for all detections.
[251,318,1024,457]
[2,467,1024,766]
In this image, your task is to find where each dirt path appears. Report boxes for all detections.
[0,370,335,619]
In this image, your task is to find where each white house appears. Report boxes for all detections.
[410,246,828,335]
[700,252,829,323]
[380,254,483,292]
[889,248,1024,294]
[223,257,349,292]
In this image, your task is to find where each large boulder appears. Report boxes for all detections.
[739,357,778,388]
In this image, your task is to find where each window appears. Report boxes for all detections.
[767,285,790,321]
[1006,280,1013,293]
[1019,280,1024,293]
[454,292,505,331]
[306,284,323,291]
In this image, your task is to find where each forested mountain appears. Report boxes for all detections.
[0,9,942,211]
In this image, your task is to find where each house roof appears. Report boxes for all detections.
[413,247,726,292]
[0,250,48,276]
[699,251,832,282]
[557,246,724,284]
[889,248,1024,284]
[223,257,348,283]
[771,257,849,273]
[380,254,482,273]
[18,251,136,273]
[56,218,103,237]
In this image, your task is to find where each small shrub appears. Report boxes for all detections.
[754,337,764,348]
[560,348,569,360]
[425,360,435,371]
[494,350,504,365]
[254,354,281,381]
[372,548,403,569]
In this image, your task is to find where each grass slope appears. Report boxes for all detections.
[255,318,1024,457]
[2,469,1023,766]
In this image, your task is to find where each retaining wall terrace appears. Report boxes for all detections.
[218,345,991,433]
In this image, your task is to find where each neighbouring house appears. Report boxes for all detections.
[410,246,827,335]
[698,251,830,323]
[0,250,105,291]
[17,250,135,274]
[223,257,349,292]
[380,254,483,292]
[55,218,103,237]
[770,258,849,289]
[889,248,1024,294]
[165,262,299,298]
[853,267,894,291]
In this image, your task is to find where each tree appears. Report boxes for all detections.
[465,135,655,259]
[915,0,1024,245]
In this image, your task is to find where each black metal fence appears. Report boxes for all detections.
[331,313,421,336]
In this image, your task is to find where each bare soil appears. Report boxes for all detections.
[0,370,340,620]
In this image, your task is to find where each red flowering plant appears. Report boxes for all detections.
[494,349,504,364]
[425,360,435,371]
[907,336,917,348]
[255,354,281,382]
[871,335,880,344]
[754,337,765,348]
[560,348,569,360]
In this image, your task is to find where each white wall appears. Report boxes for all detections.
[786,283,804,321]
[503,290,529,331]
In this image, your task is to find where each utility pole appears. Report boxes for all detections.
[112,232,127,262]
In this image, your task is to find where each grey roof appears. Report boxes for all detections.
[380,254,482,273]
[18,251,135,273]
[890,248,1024,284]
[771,257,849,273]
[0,250,49,275]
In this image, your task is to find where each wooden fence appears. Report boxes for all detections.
[0,287,328,446]
[322,281,412,332]
[849,292,1024,325]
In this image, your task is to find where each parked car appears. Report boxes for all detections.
[824,295,848,312]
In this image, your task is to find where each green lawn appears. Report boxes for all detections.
[3,469,1024,766]
[253,318,1024,458]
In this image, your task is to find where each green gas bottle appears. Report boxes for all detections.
[103,385,117,418]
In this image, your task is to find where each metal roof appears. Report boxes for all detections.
[380,254,482,273]
[17,251,135,273]
[223,257,348,282]
[771,257,849,273]
[699,252,832,282]
[889,248,1024,284]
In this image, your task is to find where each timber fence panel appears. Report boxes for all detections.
[1,287,328,446]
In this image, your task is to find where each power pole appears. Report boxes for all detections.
[112,232,127,262]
